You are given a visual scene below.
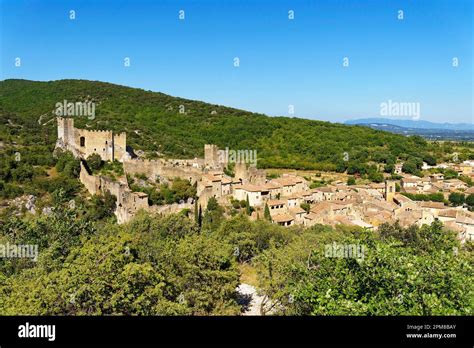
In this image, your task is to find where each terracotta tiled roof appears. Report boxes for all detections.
[233,184,265,192]
[289,207,306,215]
[272,213,294,223]
[438,209,458,218]
[267,199,286,206]
[420,201,445,209]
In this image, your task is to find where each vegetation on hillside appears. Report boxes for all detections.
[2,79,472,173]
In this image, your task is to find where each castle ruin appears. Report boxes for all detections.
[55,117,264,223]
[56,117,128,162]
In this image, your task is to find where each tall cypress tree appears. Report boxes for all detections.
[198,204,202,228]
[246,195,251,216]
[194,200,199,224]
[264,203,271,221]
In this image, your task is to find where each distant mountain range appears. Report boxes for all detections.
[344,118,474,141]
[345,118,474,131]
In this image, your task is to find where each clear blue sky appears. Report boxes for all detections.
[1,0,472,123]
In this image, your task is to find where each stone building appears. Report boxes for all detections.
[79,161,148,223]
[204,144,220,168]
[56,117,127,162]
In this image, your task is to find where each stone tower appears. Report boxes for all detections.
[384,180,396,202]
[234,162,248,183]
[57,117,75,146]
[204,144,219,168]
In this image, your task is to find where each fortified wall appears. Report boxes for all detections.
[123,158,203,184]
[79,161,148,223]
[62,118,265,223]
[56,117,127,162]
[234,162,266,185]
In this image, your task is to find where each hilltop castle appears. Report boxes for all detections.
[54,117,265,223]
[56,117,128,162]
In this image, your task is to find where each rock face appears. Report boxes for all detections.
[24,195,36,214]
[9,195,37,215]
[42,207,53,216]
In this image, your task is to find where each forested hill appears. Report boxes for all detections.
[0,79,447,170]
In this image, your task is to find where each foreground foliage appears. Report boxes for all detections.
[0,195,472,315]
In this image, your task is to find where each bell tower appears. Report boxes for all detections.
[384,180,396,202]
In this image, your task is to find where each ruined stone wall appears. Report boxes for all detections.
[197,187,214,210]
[234,162,248,183]
[114,132,127,161]
[124,158,203,184]
[79,161,100,195]
[234,163,265,185]
[79,161,151,224]
[248,166,266,185]
[160,166,202,184]
[150,202,193,215]
[123,159,161,179]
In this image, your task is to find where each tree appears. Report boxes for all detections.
[402,158,421,175]
[466,194,474,210]
[198,205,202,228]
[300,202,310,213]
[368,171,384,183]
[86,153,103,172]
[449,192,465,207]
[423,154,437,166]
[444,169,459,180]
[207,197,218,211]
[203,198,223,232]
[194,201,199,224]
[246,195,251,216]
[264,203,271,221]
[86,191,117,221]
[347,176,356,185]
[256,222,471,315]
[0,212,241,315]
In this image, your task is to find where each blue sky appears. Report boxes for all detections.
[1,0,472,123]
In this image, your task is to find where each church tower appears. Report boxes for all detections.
[384,180,396,202]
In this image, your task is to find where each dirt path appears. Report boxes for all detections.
[236,283,266,316]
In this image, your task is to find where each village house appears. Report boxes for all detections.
[453,163,473,176]
[270,175,307,197]
[394,163,403,175]
[288,206,307,224]
[272,213,294,227]
[443,179,468,191]
[429,173,445,181]
[401,175,422,191]
[266,199,286,215]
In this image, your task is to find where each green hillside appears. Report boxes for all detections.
[0,78,461,171]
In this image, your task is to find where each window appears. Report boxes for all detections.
[80,136,85,147]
